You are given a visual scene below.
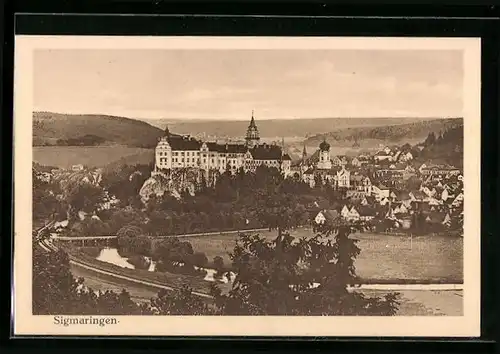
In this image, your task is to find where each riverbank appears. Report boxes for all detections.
[70,263,463,316]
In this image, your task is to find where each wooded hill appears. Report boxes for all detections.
[304,118,463,147]
[33,112,165,148]
[142,117,432,139]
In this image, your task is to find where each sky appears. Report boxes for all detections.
[33,49,463,120]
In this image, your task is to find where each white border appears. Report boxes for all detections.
[14,36,481,337]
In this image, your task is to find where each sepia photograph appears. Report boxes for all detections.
[14,36,481,337]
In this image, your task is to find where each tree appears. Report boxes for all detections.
[65,183,105,214]
[149,286,212,315]
[191,252,209,268]
[314,174,323,189]
[153,237,195,271]
[127,254,151,270]
[117,225,144,238]
[211,222,400,316]
[424,132,436,146]
[213,256,225,270]
[33,245,143,315]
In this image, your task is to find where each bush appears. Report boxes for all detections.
[117,225,144,238]
[127,254,151,270]
[191,252,208,268]
[117,235,152,257]
[212,256,225,279]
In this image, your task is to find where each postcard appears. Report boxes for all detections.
[13,35,481,337]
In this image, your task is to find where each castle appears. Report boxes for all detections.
[154,112,292,176]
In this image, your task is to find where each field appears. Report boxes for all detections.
[180,229,463,283]
[33,146,154,169]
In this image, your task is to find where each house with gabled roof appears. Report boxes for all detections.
[372,184,391,201]
[351,157,361,167]
[346,206,361,222]
[334,166,351,188]
[314,209,341,225]
[425,211,452,227]
[358,206,376,221]
[451,192,464,207]
[374,150,392,162]
[360,195,376,206]
[409,190,426,202]
[331,156,342,167]
[340,205,351,219]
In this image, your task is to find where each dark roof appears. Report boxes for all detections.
[205,142,248,154]
[358,206,376,216]
[319,140,331,151]
[249,144,282,160]
[392,163,406,170]
[411,190,426,199]
[167,135,202,151]
[330,166,343,174]
[351,175,364,182]
[282,154,292,161]
[227,144,248,154]
[323,209,340,221]
[396,191,411,201]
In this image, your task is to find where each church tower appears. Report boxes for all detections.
[302,144,307,160]
[317,139,332,170]
[245,110,260,148]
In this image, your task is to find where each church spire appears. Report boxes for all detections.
[249,110,256,128]
[164,125,170,136]
[302,144,307,159]
[245,110,260,147]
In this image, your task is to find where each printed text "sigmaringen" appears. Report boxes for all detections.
[53,315,119,327]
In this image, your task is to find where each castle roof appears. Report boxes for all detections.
[249,144,282,160]
[167,135,202,151]
[206,142,248,154]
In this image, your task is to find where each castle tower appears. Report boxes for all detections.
[317,139,332,170]
[245,110,260,148]
[155,127,173,171]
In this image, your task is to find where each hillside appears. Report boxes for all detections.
[303,118,463,148]
[33,112,164,148]
[416,125,464,168]
[142,117,434,140]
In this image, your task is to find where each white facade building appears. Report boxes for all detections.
[154,113,292,176]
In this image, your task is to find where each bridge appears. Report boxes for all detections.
[52,235,117,240]
[51,235,117,247]
[49,227,271,244]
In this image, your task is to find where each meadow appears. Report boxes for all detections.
[33,146,154,169]
[180,229,464,283]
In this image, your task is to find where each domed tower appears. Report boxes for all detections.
[317,138,332,170]
[245,110,260,148]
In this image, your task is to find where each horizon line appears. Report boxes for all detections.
[33,110,463,122]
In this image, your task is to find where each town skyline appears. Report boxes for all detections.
[34,49,463,120]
